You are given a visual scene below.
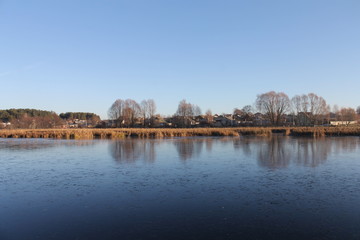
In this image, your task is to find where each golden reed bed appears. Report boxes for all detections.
[0,127,360,139]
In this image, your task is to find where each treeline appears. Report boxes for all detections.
[1,91,359,129]
[0,109,101,129]
[108,92,360,128]
[0,109,63,129]
[0,109,56,122]
[59,112,100,122]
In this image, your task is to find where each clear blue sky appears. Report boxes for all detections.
[1,0,359,119]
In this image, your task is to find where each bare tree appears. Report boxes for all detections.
[205,109,213,126]
[147,99,157,127]
[308,93,328,124]
[193,105,202,116]
[234,105,254,123]
[140,100,149,127]
[108,99,125,127]
[175,99,193,127]
[233,108,242,116]
[123,99,141,127]
[291,95,302,115]
[291,94,311,125]
[108,99,141,127]
[256,91,290,126]
[242,105,253,114]
[140,99,157,127]
[291,93,328,125]
[290,95,301,125]
[241,105,254,122]
[175,99,200,127]
[338,107,356,125]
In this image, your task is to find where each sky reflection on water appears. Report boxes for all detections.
[1,137,360,240]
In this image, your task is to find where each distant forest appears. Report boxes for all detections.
[59,112,100,121]
[0,109,56,122]
[0,109,100,129]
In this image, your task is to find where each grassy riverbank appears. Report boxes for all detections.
[0,128,246,139]
[1,127,360,139]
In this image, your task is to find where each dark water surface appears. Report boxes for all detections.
[1,137,360,240]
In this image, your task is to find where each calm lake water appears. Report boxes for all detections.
[1,136,360,240]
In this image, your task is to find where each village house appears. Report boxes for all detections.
[67,119,90,128]
[253,113,269,126]
[193,115,209,127]
[0,122,11,128]
[213,114,234,127]
[330,121,358,126]
[284,114,296,126]
[233,114,254,126]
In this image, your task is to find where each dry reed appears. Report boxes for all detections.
[1,127,360,139]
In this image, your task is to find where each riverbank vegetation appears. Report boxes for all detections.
[1,127,360,139]
[2,91,360,130]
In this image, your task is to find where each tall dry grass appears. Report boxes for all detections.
[0,128,270,139]
[289,127,360,137]
[1,127,360,139]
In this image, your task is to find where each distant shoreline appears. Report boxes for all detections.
[1,127,360,139]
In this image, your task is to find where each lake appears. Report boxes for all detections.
[1,136,360,240]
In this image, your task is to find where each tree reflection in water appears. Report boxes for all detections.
[233,137,255,156]
[333,136,360,153]
[205,138,213,152]
[293,138,330,167]
[292,137,360,167]
[108,136,360,166]
[256,136,360,169]
[257,137,291,169]
[232,136,360,169]
[174,138,204,161]
[109,140,156,163]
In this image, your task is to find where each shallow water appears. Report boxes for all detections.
[1,136,360,240]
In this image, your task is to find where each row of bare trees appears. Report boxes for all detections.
[108,93,359,128]
[256,91,358,126]
[291,93,328,125]
[108,99,156,127]
[108,99,208,128]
